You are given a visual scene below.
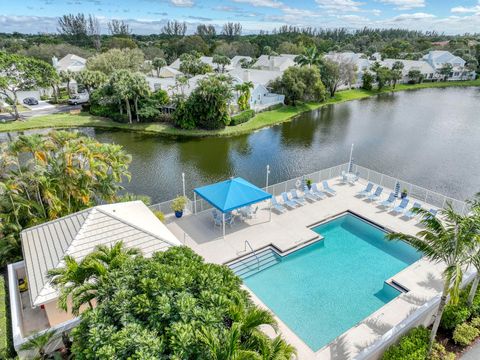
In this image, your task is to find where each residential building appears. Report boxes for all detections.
[422,51,476,80]
[8,201,181,358]
[252,54,296,72]
[382,59,436,82]
[230,55,253,68]
[324,52,373,89]
[228,68,285,110]
[52,54,86,73]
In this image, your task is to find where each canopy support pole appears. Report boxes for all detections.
[194,192,197,214]
[222,213,226,238]
[269,200,272,222]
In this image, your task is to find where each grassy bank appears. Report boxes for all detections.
[1,79,479,137]
[0,274,13,359]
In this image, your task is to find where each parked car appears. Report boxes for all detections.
[23,97,38,106]
[68,93,89,105]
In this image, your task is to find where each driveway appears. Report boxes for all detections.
[0,104,82,122]
[23,100,55,111]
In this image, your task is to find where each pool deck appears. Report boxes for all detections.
[166,178,447,360]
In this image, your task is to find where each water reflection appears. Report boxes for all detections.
[1,87,479,203]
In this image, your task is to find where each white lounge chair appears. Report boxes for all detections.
[322,181,337,196]
[311,183,327,199]
[404,202,422,219]
[271,196,287,213]
[391,198,409,214]
[303,186,320,201]
[357,182,374,197]
[367,186,383,201]
[290,189,306,205]
[378,192,396,208]
[281,192,298,209]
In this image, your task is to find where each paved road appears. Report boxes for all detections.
[460,339,480,360]
[0,104,81,121]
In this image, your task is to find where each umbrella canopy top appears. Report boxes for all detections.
[194,177,272,213]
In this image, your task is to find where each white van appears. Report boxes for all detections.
[68,93,89,105]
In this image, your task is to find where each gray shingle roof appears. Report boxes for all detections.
[21,201,180,307]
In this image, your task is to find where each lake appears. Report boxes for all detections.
[2,87,479,203]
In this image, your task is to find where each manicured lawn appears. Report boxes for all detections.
[0,274,12,359]
[1,79,479,138]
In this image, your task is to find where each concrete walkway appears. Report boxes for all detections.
[460,340,480,360]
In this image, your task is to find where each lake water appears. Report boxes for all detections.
[2,87,479,203]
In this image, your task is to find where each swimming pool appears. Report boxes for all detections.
[241,213,422,351]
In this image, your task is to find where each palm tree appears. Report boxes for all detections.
[87,241,140,271]
[386,205,472,354]
[466,194,480,305]
[294,46,323,67]
[258,336,296,360]
[19,329,57,359]
[47,256,97,316]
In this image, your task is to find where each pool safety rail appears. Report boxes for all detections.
[150,163,470,217]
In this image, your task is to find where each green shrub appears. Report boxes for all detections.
[381,326,429,360]
[230,109,255,126]
[453,323,479,346]
[471,317,480,329]
[430,342,455,360]
[440,303,471,330]
[153,210,165,223]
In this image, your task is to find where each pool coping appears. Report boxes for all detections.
[227,210,422,354]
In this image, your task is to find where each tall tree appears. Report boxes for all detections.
[391,61,405,88]
[0,53,55,120]
[466,195,480,305]
[294,46,323,67]
[320,59,341,97]
[212,54,230,73]
[162,20,187,36]
[439,63,453,81]
[196,24,216,39]
[222,22,242,38]
[386,205,472,354]
[75,70,107,94]
[87,15,101,51]
[108,19,131,37]
[0,132,131,266]
[152,57,167,77]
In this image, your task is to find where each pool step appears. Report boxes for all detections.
[229,248,281,278]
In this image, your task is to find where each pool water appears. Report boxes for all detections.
[242,213,422,351]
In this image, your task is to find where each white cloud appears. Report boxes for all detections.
[232,0,283,9]
[390,12,435,21]
[339,14,369,22]
[170,0,194,7]
[316,0,364,12]
[372,9,382,16]
[451,2,480,14]
[378,0,425,10]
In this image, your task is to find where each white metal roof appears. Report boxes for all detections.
[21,201,181,307]
[54,54,86,72]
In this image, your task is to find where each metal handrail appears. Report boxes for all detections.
[244,240,260,269]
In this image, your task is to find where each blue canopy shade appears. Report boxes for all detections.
[194,177,272,213]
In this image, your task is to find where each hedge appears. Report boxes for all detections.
[229,109,255,126]
[0,275,9,358]
[381,326,430,360]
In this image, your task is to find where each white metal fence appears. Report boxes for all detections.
[150,162,469,216]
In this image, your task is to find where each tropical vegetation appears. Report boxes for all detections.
[70,246,295,359]
[0,131,132,267]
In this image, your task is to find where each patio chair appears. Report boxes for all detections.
[225,213,235,227]
[391,198,409,214]
[281,192,299,209]
[367,186,383,201]
[378,192,396,208]
[404,202,422,219]
[271,196,287,213]
[357,182,374,197]
[290,189,306,205]
[348,172,360,185]
[340,171,348,184]
[212,210,222,229]
[426,208,438,219]
[322,181,337,196]
[311,183,327,199]
[303,185,320,201]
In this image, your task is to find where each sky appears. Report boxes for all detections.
[1,0,480,35]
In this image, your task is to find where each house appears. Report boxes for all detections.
[422,51,475,81]
[52,54,86,73]
[324,52,373,88]
[252,54,296,72]
[382,59,436,82]
[8,201,181,358]
[228,68,285,110]
[158,66,183,78]
[230,56,253,68]
[170,56,236,72]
